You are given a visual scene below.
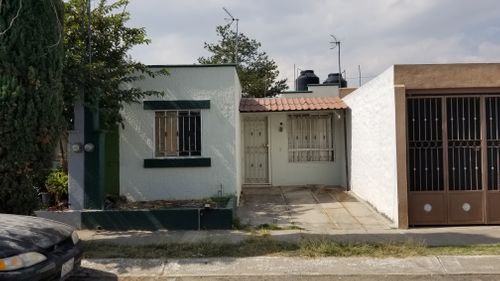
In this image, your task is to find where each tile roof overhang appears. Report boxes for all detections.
[239,96,348,112]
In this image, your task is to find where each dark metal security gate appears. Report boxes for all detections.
[486,97,500,223]
[407,95,500,225]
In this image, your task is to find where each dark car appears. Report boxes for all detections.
[0,214,83,281]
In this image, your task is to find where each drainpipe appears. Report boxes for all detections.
[343,109,350,191]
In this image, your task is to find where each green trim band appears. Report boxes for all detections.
[143,100,210,110]
[144,157,211,168]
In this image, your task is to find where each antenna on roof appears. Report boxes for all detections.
[222,7,239,65]
[329,34,342,87]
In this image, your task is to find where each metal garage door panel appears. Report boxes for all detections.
[409,192,446,225]
[486,97,500,223]
[407,95,500,226]
[487,192,500,223]
[448,192,484,224]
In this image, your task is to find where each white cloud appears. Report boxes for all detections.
[125,0,500,88]
[129,34,198,64]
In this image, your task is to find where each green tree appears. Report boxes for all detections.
[0,0,64,214]
[199,24,288,98]
[63,0,165,130]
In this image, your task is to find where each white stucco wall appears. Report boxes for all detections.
[233,72,242,203]
[342,66,399,225]
[242,110,346,187]
[307,85,340,97]
[278,85,339,98]
[119,66,241,201]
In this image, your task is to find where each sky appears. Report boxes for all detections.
[125,0,500,89]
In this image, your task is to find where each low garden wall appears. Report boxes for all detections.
[37,197,236,231]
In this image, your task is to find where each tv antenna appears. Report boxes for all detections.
[223,7,239,64]
[329,34,342,86]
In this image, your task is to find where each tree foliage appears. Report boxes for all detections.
[0,0,64,214]
[63,0,165,129]
[199,24,288,98]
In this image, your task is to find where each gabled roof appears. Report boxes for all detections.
[239,96,347,112]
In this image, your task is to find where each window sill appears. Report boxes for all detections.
[144,157,211,168]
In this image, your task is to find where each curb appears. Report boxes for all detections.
[71,256,500,280]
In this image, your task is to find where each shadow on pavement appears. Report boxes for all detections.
[68,267,118,281]
[82,227,500,247]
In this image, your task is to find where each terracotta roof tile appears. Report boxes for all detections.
[239,96,347,112]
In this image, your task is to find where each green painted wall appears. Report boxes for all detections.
[84,109,103,209]
[104,127,119,196]
[81,197,236,230]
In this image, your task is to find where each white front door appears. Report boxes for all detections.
[244,117,269,184]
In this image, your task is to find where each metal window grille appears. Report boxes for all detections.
[155,110,201,157]
[407,98,444,191]
[447,97,482,191]
[287,114,334,162]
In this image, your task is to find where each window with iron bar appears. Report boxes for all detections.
[287,114,335,162]
[155,110,201,157]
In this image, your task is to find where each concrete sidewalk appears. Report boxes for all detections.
[78,224,500,246]
[238,186,392,232]
[70,256,500,280]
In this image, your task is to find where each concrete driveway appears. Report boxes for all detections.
[237,186,392,232]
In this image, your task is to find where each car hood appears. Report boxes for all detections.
[0,214,74,258]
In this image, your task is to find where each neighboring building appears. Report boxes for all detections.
[344,63,500,228]
[119,64,242,201]
[239,88,348,187]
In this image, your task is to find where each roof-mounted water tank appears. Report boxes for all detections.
[323,73,347,88]
[296,70,320,91]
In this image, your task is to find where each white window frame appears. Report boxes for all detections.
[287,113,335,162]
[154,110,202,158]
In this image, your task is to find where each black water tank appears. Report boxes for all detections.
[323,73,347,88]
[296,70,320,91]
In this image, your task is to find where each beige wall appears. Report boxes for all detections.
[241,110,347,187]
[339,88,357,98]
[394,63,500,90]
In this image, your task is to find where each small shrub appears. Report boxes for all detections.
[45,169,68,203]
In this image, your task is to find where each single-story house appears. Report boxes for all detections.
[120,64,242,201]
[65,62,500,229]
[119,64,348,202]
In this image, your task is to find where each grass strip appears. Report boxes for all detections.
[83,237,500,259]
